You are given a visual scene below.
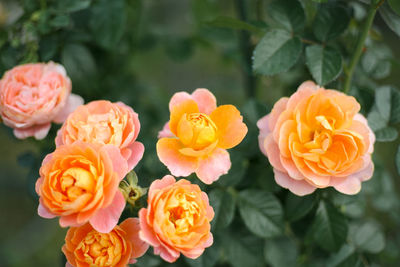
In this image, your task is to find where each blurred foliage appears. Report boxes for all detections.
[1,0,400,266]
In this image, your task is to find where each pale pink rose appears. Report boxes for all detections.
[257,81,375,196]
[55,100,144,172]
[0,62,83,139]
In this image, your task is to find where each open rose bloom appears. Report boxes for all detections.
[257,81,375,196]
[63,218,149,267]
[56,100,144,172]
[0,62,83,139]
[36,141,128,233]
[157,89,247,184]
[139,175,214,263]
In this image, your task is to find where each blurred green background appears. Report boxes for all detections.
[1,0,400,266]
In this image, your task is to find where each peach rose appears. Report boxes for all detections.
[139,175,214,263]
[35,141,128,233]
[257,81,375,196]
[0,62,83,139]
[62,218,149,267]
[55,100,144,172]
[157,89,247,184]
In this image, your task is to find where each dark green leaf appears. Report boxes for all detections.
[135,254,161,267]
[375,127,398,142]
[313,5,350,41]
[380,3,400,37]
[311,200,348,251]
[396,146,400,176]
[61,43,96,82]
[375,86,392,121]
[253,30,302,75]
[305,45,342,86]
[39,35,58,61]
[56,0,91,12]
[361,44,392,79]
[389,0,400,16]
[50,15,70,28]
[238,189,283,238]
[353,222,385,253]
[264,237,298,267]
[209,188,236,230]
[89,0,126,49]
[285,193,316,222]
[327,244,361,267]
[367,108,387,131]
[390,87,400,124]
[216,151,247,187]
[269,0,306,33]
[205,16,264,34]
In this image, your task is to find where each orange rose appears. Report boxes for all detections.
[257,81,375,195]
[157,89,247,184]
[56,100,144,172]
[139,175,214,263]
[36,141,128,233]
[0,62,83,139]
[63,218,149,267]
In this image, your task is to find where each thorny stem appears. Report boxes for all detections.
[343,0,383,94]
[234,0,257,98]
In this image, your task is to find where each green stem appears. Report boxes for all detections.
[343,0,382,94]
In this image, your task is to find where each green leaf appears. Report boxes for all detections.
[313,5,350,41]
[375,86,392,121]
[205,16,264,34]
[61,43,96,82]
[367,108,387,131]
[396,146,400,176]
[184,243,219,267]
[390,87,400,124]
[50,14,70,28]
[285,193,316,222]
[56,0,91,12]
[216,151,247,187]
[89,0,126,49]
[361,44,392,80]
[389,0,400,16]
[327,244,361,267]
[305,45,342,86]
[311,200,348,252]
[253,29,302,75]
[209,188,236,231]
[264,237,298,267]
[238,189,283,238]
[375,127,398,142]
[269,0,306,33]
[353,222,385,253]
[380,3,400,37]
[223,231,264,267]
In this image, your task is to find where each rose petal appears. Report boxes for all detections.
[119,218,149,259]
[191,88,217,114]
[38,203,56,219]
[196,148,231,184]
[273,169,316,196]
[123,141,144,171]
[13,123,51,140]
[53,94,84,124]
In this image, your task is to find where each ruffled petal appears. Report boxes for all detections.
[196,148,231,184]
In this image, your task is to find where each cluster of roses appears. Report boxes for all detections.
[0,62,375,267]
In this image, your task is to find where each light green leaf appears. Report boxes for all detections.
[253,29,302,75]
[327,244,361,267]
[361,44,392,80]
[313,5,350,41]
[264,237,298,267]
[285,193,316,222]
[305,45,342,86]
[380,3,400,37]
[390,87,400,124]
[367,108,387,131]
[389,0,400,16]
[205,16,264,34]
[375,86,392,121]
[269,0,306,33]
[209,188,236,231]
[353,222,385,253]
[56,0,91,12]
[89,0,126,49]
[311,200,348,252]
[238,189,283,238]
[375,127,398,142]
[61,43,96,82]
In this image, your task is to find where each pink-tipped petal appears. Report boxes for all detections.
[263,135,286,172]
[148,175,176,200]
[257,114,271,156]
[280,156,305,180]
[124,141,144,171]
[66,262,74,267]
[53,94,84,124]
[332,176,361,195]
[120,218,149,259]
[138,209,161,247]
[38,203,56,219]
[89,191,126,233]
[191,88,217,114]
[169,92,192,112]
[273,169,316,196]
[268,98,289,131]
[59,215,82,228]
[154,245,180,263]
[286,81,318,111]
[195,148,231,184]
[158,122,175,138]
[14,123,51,140]
[101,145,129,180]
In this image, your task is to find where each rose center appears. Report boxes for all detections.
[168,192,200,234]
